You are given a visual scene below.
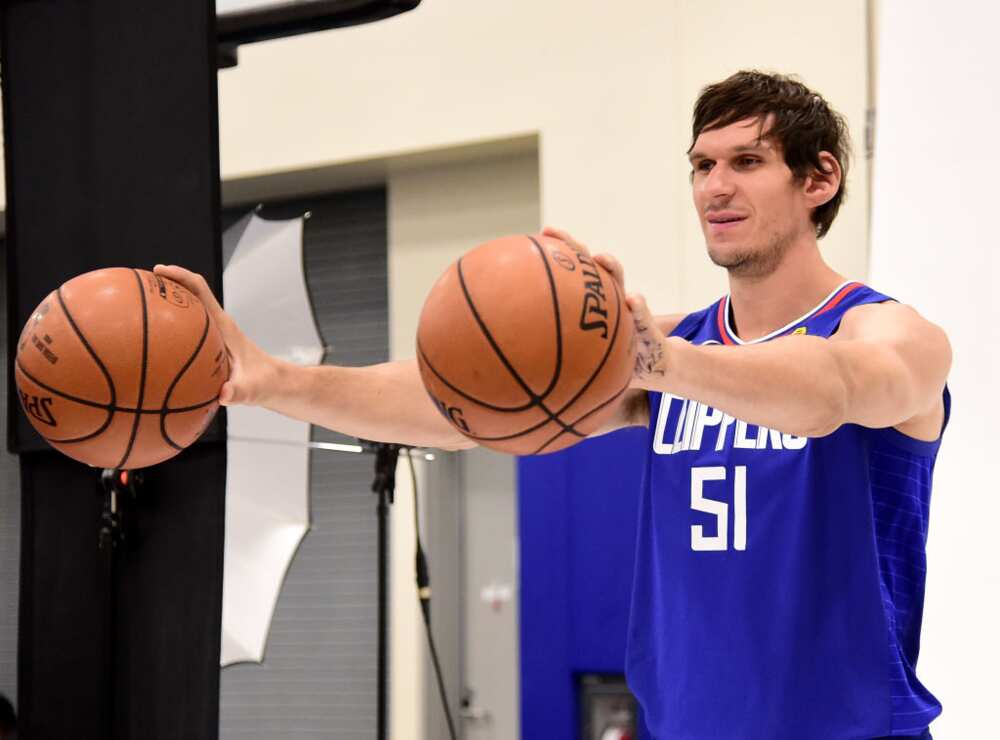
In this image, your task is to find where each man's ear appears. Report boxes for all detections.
[804,151,842,208]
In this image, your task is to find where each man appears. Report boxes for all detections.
[158,71,949,739]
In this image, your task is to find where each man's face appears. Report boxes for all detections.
[688,117,813,278]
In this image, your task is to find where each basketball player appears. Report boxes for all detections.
[157,71,950,739]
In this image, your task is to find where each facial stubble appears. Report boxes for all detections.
[707,226,794,279]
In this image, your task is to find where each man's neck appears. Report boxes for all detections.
[726,238,847,342]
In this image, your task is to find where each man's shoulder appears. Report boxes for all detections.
[654,313,688,336]
[836,297,943,339]
[654,301,720,339]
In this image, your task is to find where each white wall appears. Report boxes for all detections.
[0,2,867,296]
[673,0,870,307]
[387,151,541,361]
[870,2,1000,736]
[388,150,538,740]
[0,0,870,312]
[216,0,869,314]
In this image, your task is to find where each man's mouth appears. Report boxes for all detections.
[707,214,748,231]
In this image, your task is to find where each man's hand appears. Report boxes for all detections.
[154,265,476,449]
[541,227,680,387]
[154,264,279,407]
[625,294,671,383]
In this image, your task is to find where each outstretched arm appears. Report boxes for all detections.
[541,226,951,440]
[629,294,951,438]
[154,264,476,450]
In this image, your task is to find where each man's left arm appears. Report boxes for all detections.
[631,296,952,438]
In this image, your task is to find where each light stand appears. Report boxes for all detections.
[369,442,400,740]
[231,436,455,740]
[97,467,142,740]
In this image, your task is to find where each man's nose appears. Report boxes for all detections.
[701,164,735,199]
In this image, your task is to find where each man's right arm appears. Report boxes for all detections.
[265,359,476,450]
[154,264,475,451]
[154,264,680,452]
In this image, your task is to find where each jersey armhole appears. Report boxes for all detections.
[831,297,949,454]
[828,297,898,337]
[667,309,709,340]
[864,386,951,456]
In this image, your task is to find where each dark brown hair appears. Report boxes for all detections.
[689,70,851,238]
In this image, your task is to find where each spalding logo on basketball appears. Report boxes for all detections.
[416,234,636,455]
[14,267,229,470]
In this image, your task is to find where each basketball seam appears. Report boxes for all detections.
[527,235,564,401]
[34,423,114,446]
[416,344,586,441]
[451,417,585,444]
[14,359,217,415]
[55,287,117,409]
[531,378,632,455]
[422,245,629,449]
[529,266,627,447]
[416,240,563,414]
[456,245,579,438]
[430,236,631,446]
[15,359,118,444]
[115,270,150,469]
[448,351,627,446]
[417,341,538,413]
[159,306,212,451]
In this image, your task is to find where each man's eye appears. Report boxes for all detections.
[695,161,713,172]
[738,157,759,167]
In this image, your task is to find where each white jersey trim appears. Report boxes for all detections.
[722,280,856,345]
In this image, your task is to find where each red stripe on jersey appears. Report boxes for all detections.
[815,282,863,317]
[716,299,736,345]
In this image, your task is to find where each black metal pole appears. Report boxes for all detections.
[98,470,116,740]
[370,443,399,740]
[98,468,140,740]
[376,483,389,740]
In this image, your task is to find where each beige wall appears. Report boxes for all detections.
[214,0,868,314]
[0,2,869,305]
[387,151,541,361]
[674,1,870,307]
[215,0,682,318]
[870,2,999,734]
[388,150,539,740]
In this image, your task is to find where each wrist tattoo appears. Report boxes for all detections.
[633,323,666,378]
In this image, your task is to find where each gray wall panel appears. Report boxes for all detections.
[219,188,386,739]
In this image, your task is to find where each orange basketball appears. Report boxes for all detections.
[14,268,229,470]
[416,234,636,455]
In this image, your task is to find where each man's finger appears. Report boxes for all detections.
[154,264,225,317]
[542,226,594,257]
[594,253,625,291]
[542,226,574,243]
[217,381,233,405]
[627,293,654,322]
[543,226,587,252]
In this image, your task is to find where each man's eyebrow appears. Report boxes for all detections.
[687,141,771,162]
[733,142,771,153]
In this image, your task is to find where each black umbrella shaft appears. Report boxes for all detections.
[369,442,399,740]
[377,487,389,740]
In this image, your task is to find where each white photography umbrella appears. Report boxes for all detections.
[219,211,324,667]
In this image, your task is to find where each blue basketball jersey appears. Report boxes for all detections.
[626,282,947,739]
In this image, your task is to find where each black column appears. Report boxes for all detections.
[2,1,225,738]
